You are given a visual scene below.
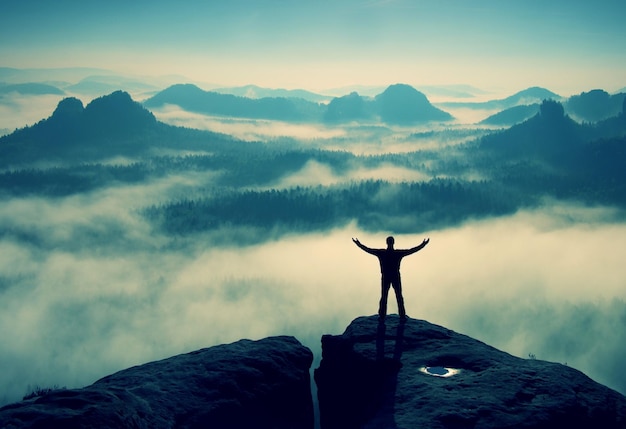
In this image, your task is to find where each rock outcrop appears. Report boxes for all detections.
[3,317,625,428]
[0,336,314,429]
[315,315,626,429]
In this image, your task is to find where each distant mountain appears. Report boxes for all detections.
[479,104,540,126]
[374,84,453,124]
[0,91,160,164]
[323,92,374,122]
[213,84,331,103]
[144,84,325,121]
[418,84,489,99]
[321,84,387,98]
[66,75,162,97]
[457,87,624,126]
[0,90,243,167]
[323,83,484,102]
[0,67,195,100]
[501,87,561,106]
[7,90,156,141]
[589,96,626,138]
[440,86,561,110]
[146,83,453,125]
[565,89,626,123]
[478,98,626,178]
[476,99,626,202]
[323,84,454,124]
[0,67,116,85]
[81,90,159,137]
[0,83,65,96]
[480,99,585,160]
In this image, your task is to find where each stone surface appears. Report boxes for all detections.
[0,336,314,429]
[315,315,626,429]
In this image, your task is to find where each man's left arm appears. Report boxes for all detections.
[404,238,430,255]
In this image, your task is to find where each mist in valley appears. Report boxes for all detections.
[1,102,626,407]
[0,94,66,136]
[2,3,626,424]
[1,84,625,410]
[2,181,625,406]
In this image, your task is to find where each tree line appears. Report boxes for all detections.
[144,179,523,237]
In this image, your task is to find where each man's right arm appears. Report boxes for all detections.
[352,238,376,255]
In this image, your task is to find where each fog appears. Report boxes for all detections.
[270,160,431,189]
[440,106,501,125]
[150,105,491,162]
[1,165,625,406]
[0,94,65,135]
[152,104,346,141]
[1,89,625,408]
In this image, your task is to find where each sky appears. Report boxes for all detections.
[1,0,625,95]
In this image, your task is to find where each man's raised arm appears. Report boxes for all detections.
[352,238,377,255]
[404,238,430,255]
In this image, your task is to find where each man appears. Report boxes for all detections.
[353,236,429,321]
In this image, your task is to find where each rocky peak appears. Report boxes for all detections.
[315,315,626,429]
[82,90,157,137]
[43,97,86,141]
[324,91,371,122]
[1,317,624,428]
[0,336,314,429]
[539,98,566,121]
[375,83,453,124]
[50,97,85,122]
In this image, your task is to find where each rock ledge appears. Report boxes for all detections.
[0,336,313,429]
[315,315,626,429]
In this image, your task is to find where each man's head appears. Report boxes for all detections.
[386,236,395,248]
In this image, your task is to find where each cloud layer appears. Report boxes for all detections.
[1,178,625,406]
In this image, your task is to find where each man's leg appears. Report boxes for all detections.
[379,280,391,320]
[392,278,406,319]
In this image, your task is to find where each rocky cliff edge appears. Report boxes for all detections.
[2,317,625,429]
[0,336,313,429]
[315,315,626,429]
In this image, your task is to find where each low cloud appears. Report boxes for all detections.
[270,160,431,189]
[150,105,485,156]
[1,184,625,406]
[444,106,501,125]
[152,105,345,141]
[0,94,65,134]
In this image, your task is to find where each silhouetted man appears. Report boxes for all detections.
[353,236,429,321]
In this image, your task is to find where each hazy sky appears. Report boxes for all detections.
[2,0,625,95]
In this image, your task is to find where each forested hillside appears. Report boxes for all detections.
[2,93,625,242]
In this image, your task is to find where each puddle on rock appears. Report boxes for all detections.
[419,366,461,378]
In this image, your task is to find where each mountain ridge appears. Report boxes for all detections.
[479,103,540,126]
[0,90,239,166]
[144,83,324,122]
[145,83,454,125]
[212,84,331,103]
[439,86,562,110]
[565,89,626,122]
[375,83,453,124]
[0,83,65,96]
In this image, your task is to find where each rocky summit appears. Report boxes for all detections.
[2,317,625,429]
[0,336,314,429]
[315,315,626,429]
